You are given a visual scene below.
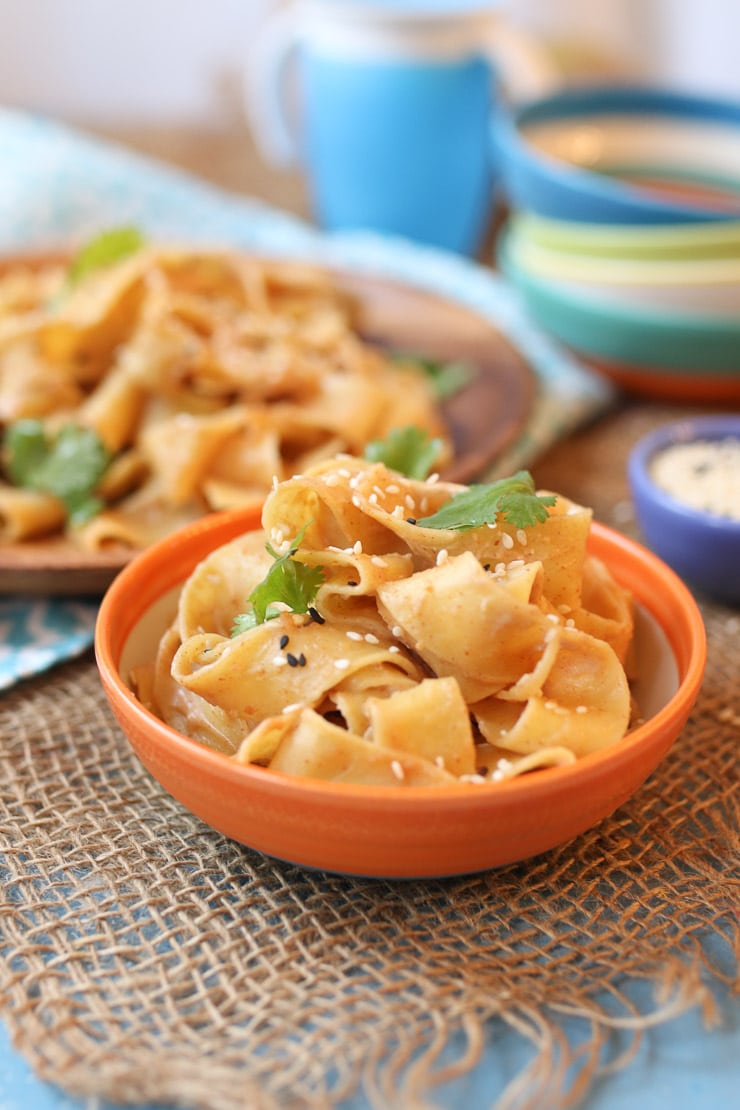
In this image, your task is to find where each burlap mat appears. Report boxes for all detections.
[1,401,738,1110]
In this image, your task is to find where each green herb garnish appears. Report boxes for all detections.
[4,419,112,525]
[231,523,325,635]
[394,353,474,400]
[418,471,556,532]
[67,226,146,286]
[364,425,444,480]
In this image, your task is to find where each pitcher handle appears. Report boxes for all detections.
[244,6,301,168]
[483,21,561,104]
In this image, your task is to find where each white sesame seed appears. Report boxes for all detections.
[386,484,400,494]
[501,533,514,549]
[436,548,449,566]
[391,625,403,637]
[271,475,279,491]
[516,529,527,545]
[459,773,486,784]
[324,474,340,487]
[392,505,405,518]
[371,555,386,567]
[576,705,588,714]
[349,476,360,489]
[427,473,439,484]
[388,645,400,654]
[391,760,405,781]
[420,497,429,513]
[434,755,446,769]
[368,493,378,505]
[346,631,363,641]
[338,468,351,478]
[351,495,361,507]
[272,655,288,667]
[546,613,559,623]
[405,494,416,510]
[334,658,351,670]
[508,559,525,570]
[282,703,304,714]
[364,633,379,644]
[544,700,557,710]
[353,540,363,555]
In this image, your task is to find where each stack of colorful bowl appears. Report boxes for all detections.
[492,85,740,400]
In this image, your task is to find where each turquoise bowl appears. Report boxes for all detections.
[497,229,740,394]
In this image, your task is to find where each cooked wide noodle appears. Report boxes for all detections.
[0,246,448,547]
[131,458,636,788]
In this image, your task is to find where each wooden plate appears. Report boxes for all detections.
[0,262,535,596]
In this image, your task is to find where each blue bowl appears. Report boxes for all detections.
[628,416,740,605]
[492,85,740,225]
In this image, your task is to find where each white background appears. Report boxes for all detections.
[0,0,737,130]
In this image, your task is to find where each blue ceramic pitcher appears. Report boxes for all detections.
[245,0,555,254]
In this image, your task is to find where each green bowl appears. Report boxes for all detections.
[514,212,740,262]
[498,229,740,374]
[506,218,740,287]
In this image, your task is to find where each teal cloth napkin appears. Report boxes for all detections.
[0,107,615,690]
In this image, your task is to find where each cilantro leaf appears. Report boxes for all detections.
[393,353,474,399]
[67,226,146,286]
[364,425,444,480]
[417,471,557,532]
[231,605,282,636]
[231,524,325,634]
[4,419,112,525]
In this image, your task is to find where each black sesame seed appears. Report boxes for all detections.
[308,606,325,624]
[347,580,358,587]
[286,653,299,667]
[279,634,290,650]
[297,653,307,666]
[483,563,490,571]
[406,517,417,525]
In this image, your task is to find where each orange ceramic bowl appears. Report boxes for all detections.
[95,507,706,878]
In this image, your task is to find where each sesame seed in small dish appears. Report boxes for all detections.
[628,415,740,605]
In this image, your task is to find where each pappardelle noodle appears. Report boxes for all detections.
[130,457,637,788]
[0,239,448,548]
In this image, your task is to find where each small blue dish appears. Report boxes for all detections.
[492,85,740,225]
[628,416,740,605]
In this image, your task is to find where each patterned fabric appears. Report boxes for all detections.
[0,107,615,690]
[0,598,99,691]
